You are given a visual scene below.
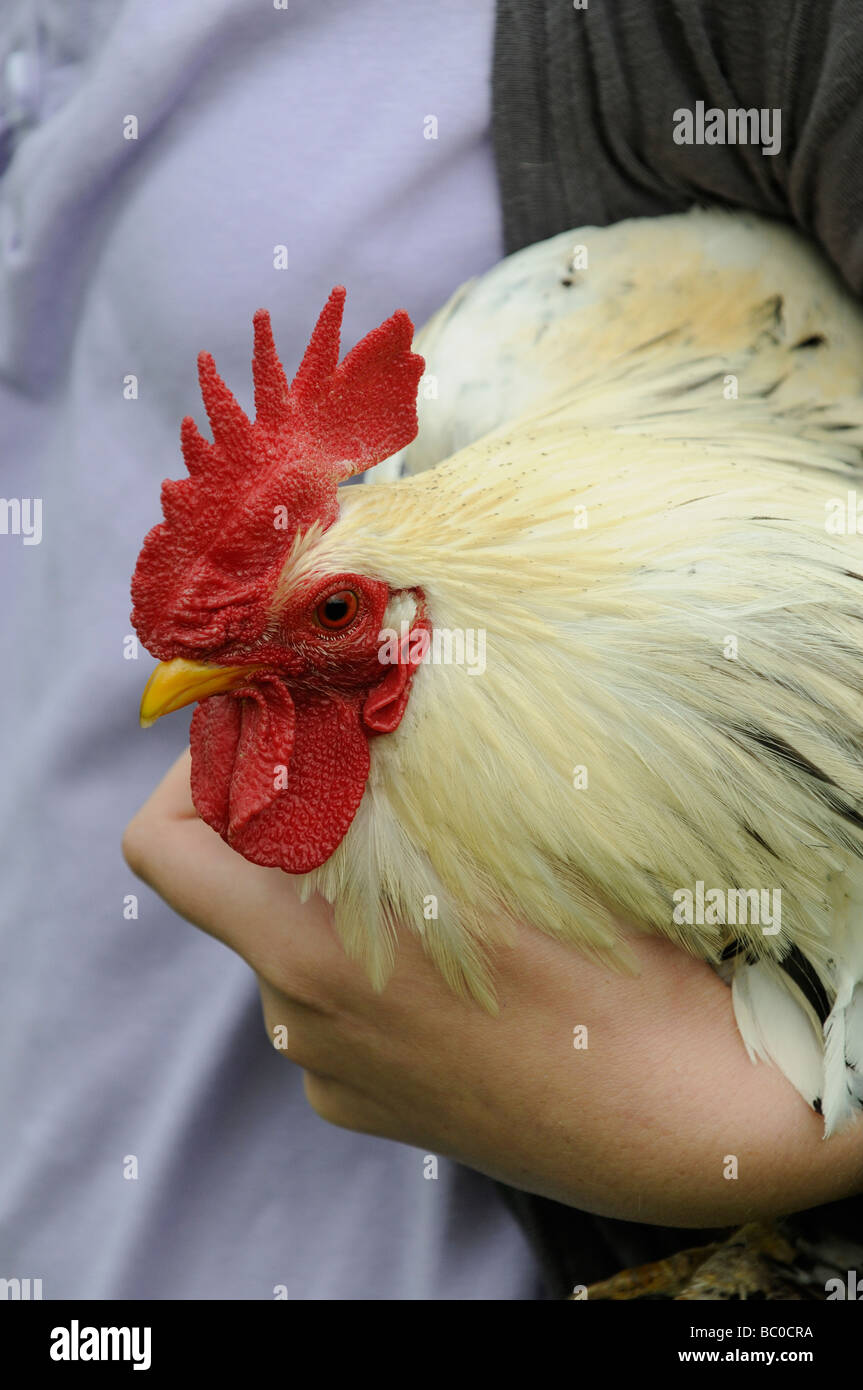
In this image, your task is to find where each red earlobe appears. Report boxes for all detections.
[363,620,430,733]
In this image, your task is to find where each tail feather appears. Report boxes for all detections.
[731,959,824,1112]
[732,911,863,1135]
[847,985,863,1107]
[823,971,855,1134]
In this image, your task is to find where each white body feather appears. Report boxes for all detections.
[299,210,863,1133]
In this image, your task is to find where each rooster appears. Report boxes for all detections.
[132,208,863,1141]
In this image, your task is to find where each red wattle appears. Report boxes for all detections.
[190,681,371,873]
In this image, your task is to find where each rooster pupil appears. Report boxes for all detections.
[317,589,359,630]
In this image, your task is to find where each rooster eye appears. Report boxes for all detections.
[315,589,360,630]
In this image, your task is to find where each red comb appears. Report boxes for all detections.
[131,289,424,660]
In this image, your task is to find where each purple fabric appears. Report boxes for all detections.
[0,0,544,1299]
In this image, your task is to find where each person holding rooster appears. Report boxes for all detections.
[3,0,863,1304]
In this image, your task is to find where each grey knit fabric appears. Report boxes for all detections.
[493,0,863,292]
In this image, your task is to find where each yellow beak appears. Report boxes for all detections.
[139,658,260,728]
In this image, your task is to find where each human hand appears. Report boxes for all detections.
[123,750,863,1226]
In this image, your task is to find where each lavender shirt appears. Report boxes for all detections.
[0,0,544,1299]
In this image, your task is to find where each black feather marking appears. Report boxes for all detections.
[779,945,832,1026]
[757,293,784,332]
[792,334,826,350]
[726,728,863,854]
[750,374,788,399]
[751,295,785,347]
[743,823,779,859]
[813,1096,823,1115]
[821,790,863,834]
[766,294,784,324]
[624,326,682,355]
[731,726,837,787]
[679,370,727,394]
[720,938,758,964]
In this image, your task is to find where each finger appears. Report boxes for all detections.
[123,749,290,942]
[137,748,197,820]
[122,750,348,990]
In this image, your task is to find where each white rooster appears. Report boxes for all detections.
[136,207,863,1142]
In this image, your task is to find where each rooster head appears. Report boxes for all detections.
[131,288,427,873]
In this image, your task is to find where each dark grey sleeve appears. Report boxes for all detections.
[493,0,863,293]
